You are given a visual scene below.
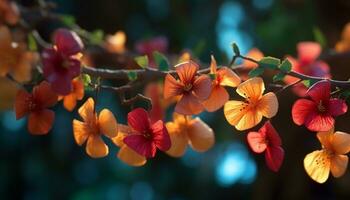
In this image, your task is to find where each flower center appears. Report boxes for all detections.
[143,131,153,139]
[183,84,193,92]
[317,100,326,113]
[26,96,38,111]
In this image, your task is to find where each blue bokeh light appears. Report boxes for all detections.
[252,0,274,10]
[2,111,25,132]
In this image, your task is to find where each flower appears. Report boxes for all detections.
[105,31,126,54]
[224,77,278,131]
[247,121,284,172]
[335,23,350,52]
[58,78,84,111]
[163,61,212,115]
[0,0,19,25]
[242,48,264,69]
[284,42,331,96]
[73,98,118,158]
[112,124,147,167]
[292,80,347,132]
[135,36,168,67]
[15,81,58,135]
[0,77,17,110]
[304,127,350,183]
[0,26,36,82]
[166,113,215,157]
[202,55,241,112]
[123,108,171,158]
[42,28,84,95]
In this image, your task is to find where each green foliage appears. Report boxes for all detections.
[249,67,264,78]
[313,27,327,48]
[232,42,240,55]
[27,34,37,51]
[90,30,104,45]
[273,73,285,82]
[127,71,138,81]
[135,55,149,69]
[153,51,169,71]
[279,59,292,72]
[258,57,281,70]
[81,74,94,91]
[60,14,76,27]
[209,73,217,80]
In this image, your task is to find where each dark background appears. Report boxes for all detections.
[2,0,350,199]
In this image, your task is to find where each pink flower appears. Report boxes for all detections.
[42,29,84,95]
[292,80,347,132]
[123,108,171,158]
[135,36,168,67]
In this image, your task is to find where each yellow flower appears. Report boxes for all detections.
[224,77,278,130]
[304,127,350,183]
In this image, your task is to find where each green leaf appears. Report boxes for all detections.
[313,27,327,48]
[60,15,76,27]
[153,51,169,71]
[302,79,318,88]
[273,72,286,82]
[127,71,138,81]
[248,67,264,78]
[279,59,292,72]
[258,57,281,69]
[134,55,149,69]
[341,90,350,99]
[27,34,37,51]
[209,73,217,80]
[232,42,240,55]
[90,29,104,45]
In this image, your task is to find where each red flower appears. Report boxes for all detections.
[284,42,331,96]
[292,80,347,132]
[135,36,168,67]
[15,81,58,135]
[42,29,84,95]
[247,121,284,172]
[123,108,171,158]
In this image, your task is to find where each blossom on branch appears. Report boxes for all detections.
[58,78,85,111]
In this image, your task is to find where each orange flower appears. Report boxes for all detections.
[335,23,350,52]
[15,81,58,135]
[0,26,36,82]
[0,77,18,110]
[73,98,118,158]
[112,124,147,167]
[0,0,19,25]
[106,31,126,54]
[163,60,212,115]
[242,48,264,69]
[166,113,215,157]
[202,55,241,112]
[304,127,350,183]
[59,78,84,111]
[224,77,278,131]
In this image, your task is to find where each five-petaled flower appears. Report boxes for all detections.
[59,78,84,111]
[164,60,212,115]
[123,108,171,158]
[42,28,84,95]
[304,127,350,183]
[202,55,241,112]
[166,113,215,157]
[224,77,278,131]
[284,42,331,96]
[15,81,58,135]
[247,121,284,172]
[73,98,118,158]
[292,80,347,132]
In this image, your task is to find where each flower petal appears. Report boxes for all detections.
[151,120,171,151]
[123,134,157,158]
[98,109,118,138]
[175,60,199,84]
[111,124,133,147]
[187,117,215,152]
[291,99,316,126]
[127,108,150,133]
[224,100,248,126]
[175,93,204,115]
[166,122,188,157]
[33,81,58,108]
[217,67,241,87]
[265,146,284,172]
[316,127,334,151]
[262,121,282,147]
[86,135,108,158]
[304,150,330,183]
[28,109,54,135]
[235,109,263,131]
[72,78,85,100]
[163,74,184,99]
[297,42,321,63]
[78,98,95,122]
[192,74,212,100]
[117,145,147,167]
[306,80,330,102]
[63,94,77,111]
[257,92,278,118]
[72,119,89,146]
[243,48,264,69]
[247,131,267,153]
[330,155,348,178]
[209,55,217,74]
[328,99,347,117]
[332,131,350,155]
[15,89,31,119]
[202,86,229,112]
[54,29,83,56]
[237,77,264,101]
[304,112,334,132]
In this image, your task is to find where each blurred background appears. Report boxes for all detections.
[2,0,350,199]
